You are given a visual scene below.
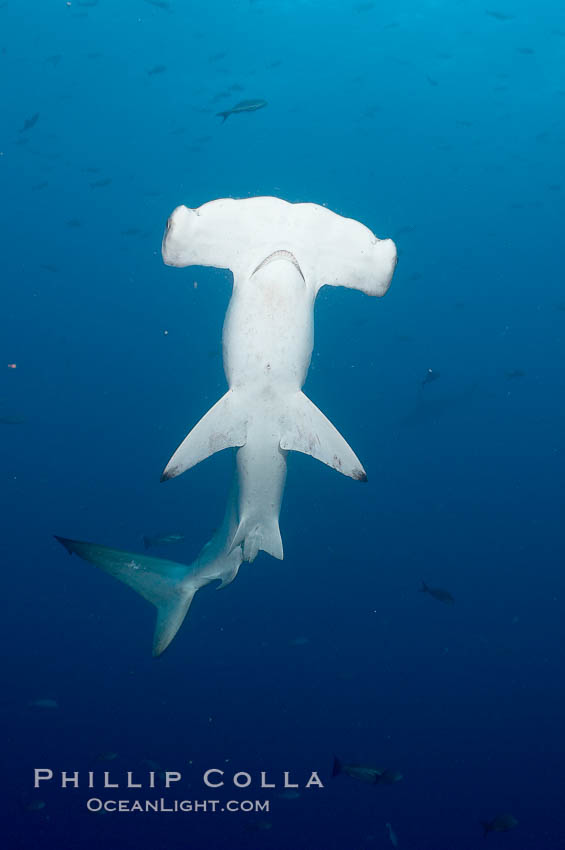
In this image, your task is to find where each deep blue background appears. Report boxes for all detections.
[1,1,564,847]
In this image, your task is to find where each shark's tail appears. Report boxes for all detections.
[216,111,230,122]
[54,537,200,656]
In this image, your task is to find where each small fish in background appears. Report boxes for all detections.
[142,532,185,549]
[505,369,525,379]
[290,636,309,646]
[209,51,228,62]
[40,264,58,273]
[353,2,375,12]
[90,177,112,188]
[19,112,39,133]
[427,75,439,86]
[392,224,415,240]
[32,181,48,191]
[332,757,403,785]
[147,64,166,76]
[246,819,272,832]
[144,0,172,11]
[485,10,514,21]
[216,99,267,122]
[420,581,455,604]
[386,821,399,847]
[421,368,440,387]
[26,800,46,812]
[67,218,81,227]
[278,789,300,800]
[45,54,62,67]
[481,813,518,838]
[92,751,119,763]
[28,698,58,709]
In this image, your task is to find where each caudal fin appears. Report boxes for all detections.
[161,389,246,481]
[480,821,491,839]
[54,536,199,656]
[420,581,429,593]
[280,392,367,481]
[216,111,230,122]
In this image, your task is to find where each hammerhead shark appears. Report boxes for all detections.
[57,196,396,654]
[161,196,397,562]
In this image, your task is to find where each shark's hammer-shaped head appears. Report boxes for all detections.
[162,197,397,296]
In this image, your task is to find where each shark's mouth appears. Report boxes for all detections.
[251,249,305,282]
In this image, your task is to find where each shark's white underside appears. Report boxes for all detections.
[161,196,397,563]
[56,197,396,655]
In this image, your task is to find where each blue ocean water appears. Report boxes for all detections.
[1,0,564,847]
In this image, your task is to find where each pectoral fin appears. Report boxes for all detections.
[280,392,367,481]
[161,390,247,481]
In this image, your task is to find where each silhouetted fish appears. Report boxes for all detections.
[217,99,267,122]
[485,9,513,20]
[421,368,440,387]
[144,0,171,10]
[28,698,58,709]
[26,800,46,811]
[420,581,454,604]
[392,224,415,239]
[332,757,402,785]
[143,532,185,549]
[481,813,518,837]
[19,113,39,133]
[505,369,525,379]
[90,178,112,188]
[147,64,166,75]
